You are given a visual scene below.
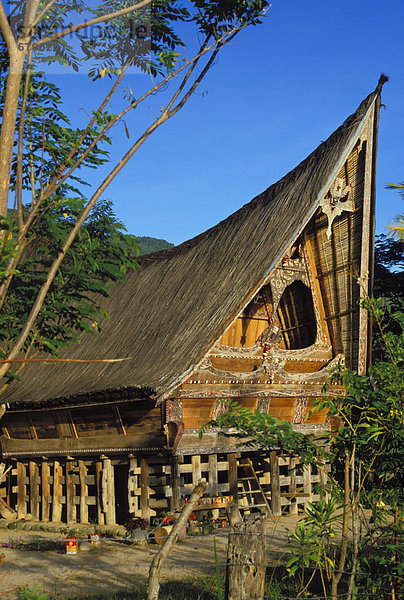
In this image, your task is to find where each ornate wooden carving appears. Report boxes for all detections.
[292,397,309,424]
[319,177,354,238]
[166,398,183,422]
[256,397,270,413]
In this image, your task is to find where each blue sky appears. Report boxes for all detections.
[50,0,404,245]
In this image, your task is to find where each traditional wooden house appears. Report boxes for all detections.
[0,78,386,525]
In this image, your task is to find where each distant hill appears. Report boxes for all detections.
[124,234,174,256]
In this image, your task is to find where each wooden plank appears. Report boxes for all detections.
[78,460,88,524]
[169,455,180,511]
[102,458,115,525]
[29,461,39,521]
[269,451,281,516]
[139,457,150,522]
[1,431,166,457]
[52,461,62,522]
[66,460,76,523]
[191,455,201,487]
[16,462,27,519]
[41,460,50,522]
[208,454,218,495]
[95,460,105,525]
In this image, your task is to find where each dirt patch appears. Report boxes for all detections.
[0,515,301,599]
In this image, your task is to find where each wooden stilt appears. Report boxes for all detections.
[303,464,312,497]
[169,455,180,512]
[228,453,241,525]
[128,457,138,516]
[208,454,218,495]
[52,461,62,522]
[140,457,150,522]
[289,457,298,515]
[96,460,105,525]
[16,462,27,519]
[269,451,281,516]
[102,458,115,525]
[41,460,50,522]
[29,461,39,521]
[191,455,201,487]
[209,454,219,518]
[66,460,76,523]
[79,460,88,524]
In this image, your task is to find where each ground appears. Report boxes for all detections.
[0,510,371,599]
[0,514,303,599]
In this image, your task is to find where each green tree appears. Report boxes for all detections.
[386,183,404,240]
[0,0,270,385]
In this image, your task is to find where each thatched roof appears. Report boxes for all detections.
[2,78,386,409]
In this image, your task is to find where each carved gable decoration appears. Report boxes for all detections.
[320,177,354,238]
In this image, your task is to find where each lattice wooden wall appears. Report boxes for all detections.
[0,452,329,525]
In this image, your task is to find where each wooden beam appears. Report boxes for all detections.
[208,454,218,495]
[79,460,88,524]
[169,455,180,512]
[191,455,201,487]
[288,457,298,515]
[29,461,39,521]
[269,451,281,516]
[102,458,115,525]
[140,457,150,522]
[66,460,76,523]
[51,461,62,522]
[303,464,312,497]
[16,461,27,519]
[41,460,50,522]
[227,453,241,525]
[95,460,105,525]
[112,406,126,435]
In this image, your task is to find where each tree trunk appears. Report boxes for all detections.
[0,52,25,217]
[225,514,267,600]
[148,480,207,600]
[331,452,351,599]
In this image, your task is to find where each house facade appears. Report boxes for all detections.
[0,79,385,525]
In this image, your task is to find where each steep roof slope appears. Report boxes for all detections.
[2,79,386,408]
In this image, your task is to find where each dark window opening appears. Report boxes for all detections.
[276,281,317,349]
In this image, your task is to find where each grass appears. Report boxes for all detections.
[70,576,222,600]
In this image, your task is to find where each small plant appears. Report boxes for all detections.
[18,584,49,600]
[124,516,148,533]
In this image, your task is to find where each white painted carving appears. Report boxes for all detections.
[320,177,354,238]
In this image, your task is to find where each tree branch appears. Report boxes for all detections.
[30,0,58,31]
[41,21,247,202]
[148,481,207,600]
[34,0,153,47]
[0,9,269,378]
[0,1,17,54]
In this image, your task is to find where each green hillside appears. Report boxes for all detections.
[125,234,174,256]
